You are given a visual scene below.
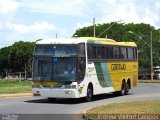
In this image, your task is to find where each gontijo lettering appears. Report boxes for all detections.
[111,64,126,70]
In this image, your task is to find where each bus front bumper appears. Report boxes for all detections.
[32,88,80,98]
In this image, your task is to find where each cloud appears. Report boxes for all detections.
[84,0,160,29]
[0,21,57,48]
[76,22,93,29]
[73,0,160,37]
[0,0,19,14]
[155,0,160,9]
[20,0,87,16]
[0,22,3,29]
[6,21,56,34]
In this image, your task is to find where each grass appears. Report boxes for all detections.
[86,100,160,115]
[139,80,160,83]
[0,79,32,94]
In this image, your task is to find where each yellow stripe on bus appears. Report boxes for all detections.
[33,81,58,86]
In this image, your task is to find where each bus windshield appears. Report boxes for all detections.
[33,57,77,81]
[32,44,86,82]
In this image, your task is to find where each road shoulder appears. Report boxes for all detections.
[0,93,32,99]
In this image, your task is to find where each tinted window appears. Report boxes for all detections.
[113,47,120,59]
[92,46,96,59]
[96,46,102,59]
[101,47,105,59]
[34,44,78,56]
[78,43,85,56]
[33,57,77,81]
[121,47,127,59]
[109,47,113,59]
[106,47,110,59]
[134,48,137,60]
[128,48,134,60]
[77,57,86,82]
[87,44,137,61]
[87,45,92,59]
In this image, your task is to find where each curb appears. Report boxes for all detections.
[139,80,160,83]
[83,107,95,120]
[0,93,32,99]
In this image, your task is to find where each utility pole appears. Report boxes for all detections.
[56,33,57,39]
[93,17,96,37]
[150,31,153,81]
[128,30,154,81]
[25,63,27,80]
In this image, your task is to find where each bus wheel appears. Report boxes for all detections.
[121,82,129,96]
[125,83,129,95]
[85,86,93,102]
[48,98,56,102]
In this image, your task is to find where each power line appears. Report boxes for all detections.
[98,20,123,38]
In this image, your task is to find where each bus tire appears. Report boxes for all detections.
[85,85,93,102]
[114,82,129,96]
[121,82,129,96]
[125,83,129,95]
[48,98,56,102]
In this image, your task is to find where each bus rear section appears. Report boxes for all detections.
[86,39,138,96]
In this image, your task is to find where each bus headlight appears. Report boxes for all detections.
[65,91,72,94]
[33,90,41,96]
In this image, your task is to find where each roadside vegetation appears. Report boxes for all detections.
[0,79,32,94]
[86,100,160,119]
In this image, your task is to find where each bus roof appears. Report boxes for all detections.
[36,37,86,44]
[84,37,136,47]
[36,37,137,47]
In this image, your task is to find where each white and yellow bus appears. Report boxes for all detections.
[32,37,138,102]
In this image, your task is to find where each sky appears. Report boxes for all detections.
[0,0,160,48]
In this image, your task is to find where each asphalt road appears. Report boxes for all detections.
[0,83,160,120]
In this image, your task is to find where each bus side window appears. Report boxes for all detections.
[126,48,128,59]
[113,47,120,59]
[101,47,105,59]
[109,47,113,59]
[92,46,96,59]
[96,46,102,59]
[116,47,120,59]
[128,48,134,60]
[121,47,127,59]
[87,45,92,59]
[106,46,109,59]
[134,48,137,60]
[78,43,85,56]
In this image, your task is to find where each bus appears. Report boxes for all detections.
[32,37,138,102]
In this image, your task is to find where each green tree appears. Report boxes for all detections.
[0,46,12,77]
[8,41,35,73]
[0,41,36,78]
